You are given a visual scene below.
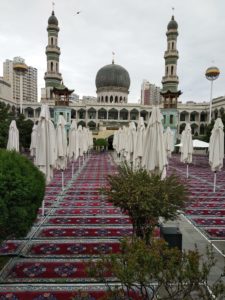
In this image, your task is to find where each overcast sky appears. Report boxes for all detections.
[0,0,225,103]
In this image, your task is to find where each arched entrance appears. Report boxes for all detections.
[108,135,114,150]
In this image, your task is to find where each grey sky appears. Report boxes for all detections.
[0,0,225,103]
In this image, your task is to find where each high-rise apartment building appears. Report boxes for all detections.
[3,57,38,104]
[140,80,162,105]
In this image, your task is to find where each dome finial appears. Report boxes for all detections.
[112,51,115,64]
[52,1,55,12]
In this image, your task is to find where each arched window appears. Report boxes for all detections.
[119,96,122,103]
[110,96,113,103]
[166,66,169,75]
[50,62,53,72]
[105,96,108,103]
[101,96,104,102]
[51,37,54,45]
[115,96,118,103]
[171,66,174,76]
[172,42,174,50]
[56,63,58,72]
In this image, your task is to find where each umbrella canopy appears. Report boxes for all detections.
[36,104,56,183]
[77,125,85,156]
[142,106,167,177]
[113,130,119,154]
[133,117,146,169]
[180,123,193,164]
[30,124,38,161]
[7,120,19,152]
[209,118,224,172]
[68,120,79,161]
[55,115,68,170]
[125,122,137,163]
[164,126,174,157]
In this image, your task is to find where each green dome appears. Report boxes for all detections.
[95,63,130,90]
[48,11,58,26]
[167,15,178,30]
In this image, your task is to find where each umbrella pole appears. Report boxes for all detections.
[186,164,189,178]
[62,170,64,191]
[213,172,217,192]
[41,199,45,217]
[72,161,74,178]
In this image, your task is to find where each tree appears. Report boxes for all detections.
[101,163,188,244]
[0,101,33,150]
[16,113,34,149]
[94,138,108,151]
[0,149,45,240]
[88,238,225,300]
[0,102,15,148]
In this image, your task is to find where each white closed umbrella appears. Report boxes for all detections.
[68,120,79,177]
[7,120,19,152]
[133,117,145,169]
[142,106,167,178]
[113,130,119,154]
[77,125,85,169]
[36,104,56,216]
[125,122,137,164]
[209,118,224,192]
[30,124,38,164]
[55,115,68,189]
[164,126,174,158]
[180,123,193,178]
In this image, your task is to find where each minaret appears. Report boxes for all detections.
[161,14,181,108]
[44,10,62,99]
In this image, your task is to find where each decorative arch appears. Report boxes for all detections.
[119,108,128,120]
[179,123,186,134]
[87,107,96,119]
[88,121,96,130]
[98,108,107,119]
[108,108,118,120]
[130,109,139,121]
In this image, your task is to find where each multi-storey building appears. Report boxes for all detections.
[140,80,162,105]
[3,57,38,104]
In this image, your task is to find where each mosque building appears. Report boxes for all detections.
[0,9,225,140]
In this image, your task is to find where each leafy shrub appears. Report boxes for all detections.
[0,149,45,240]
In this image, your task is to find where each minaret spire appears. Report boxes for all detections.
[112,51,115,64]
[44,9,62,99]
[161,13,181,109]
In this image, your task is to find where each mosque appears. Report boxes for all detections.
[1,9,225,142]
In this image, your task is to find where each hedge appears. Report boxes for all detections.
[0,149,45,240]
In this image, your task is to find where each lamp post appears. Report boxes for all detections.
[205,66,220,124]
[13,57,28,115]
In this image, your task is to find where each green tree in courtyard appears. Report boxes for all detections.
[101,163,188,244]
[0,101,33,150]
[88,238,225,300]
[0,149,45,240]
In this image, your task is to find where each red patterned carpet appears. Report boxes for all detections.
[169,155,225,240]
[0,153,143,299]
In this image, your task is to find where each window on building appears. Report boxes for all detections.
[51,37,54,45]
[50,62,53,72]
[170,115,174,124]
[163,115,166,124]
[172,42,174,50]
[171,66,174,76]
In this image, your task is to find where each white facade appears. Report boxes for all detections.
[3,58,38,104]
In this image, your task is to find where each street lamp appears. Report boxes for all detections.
[205,66,220,124]
[13,57,28,114]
